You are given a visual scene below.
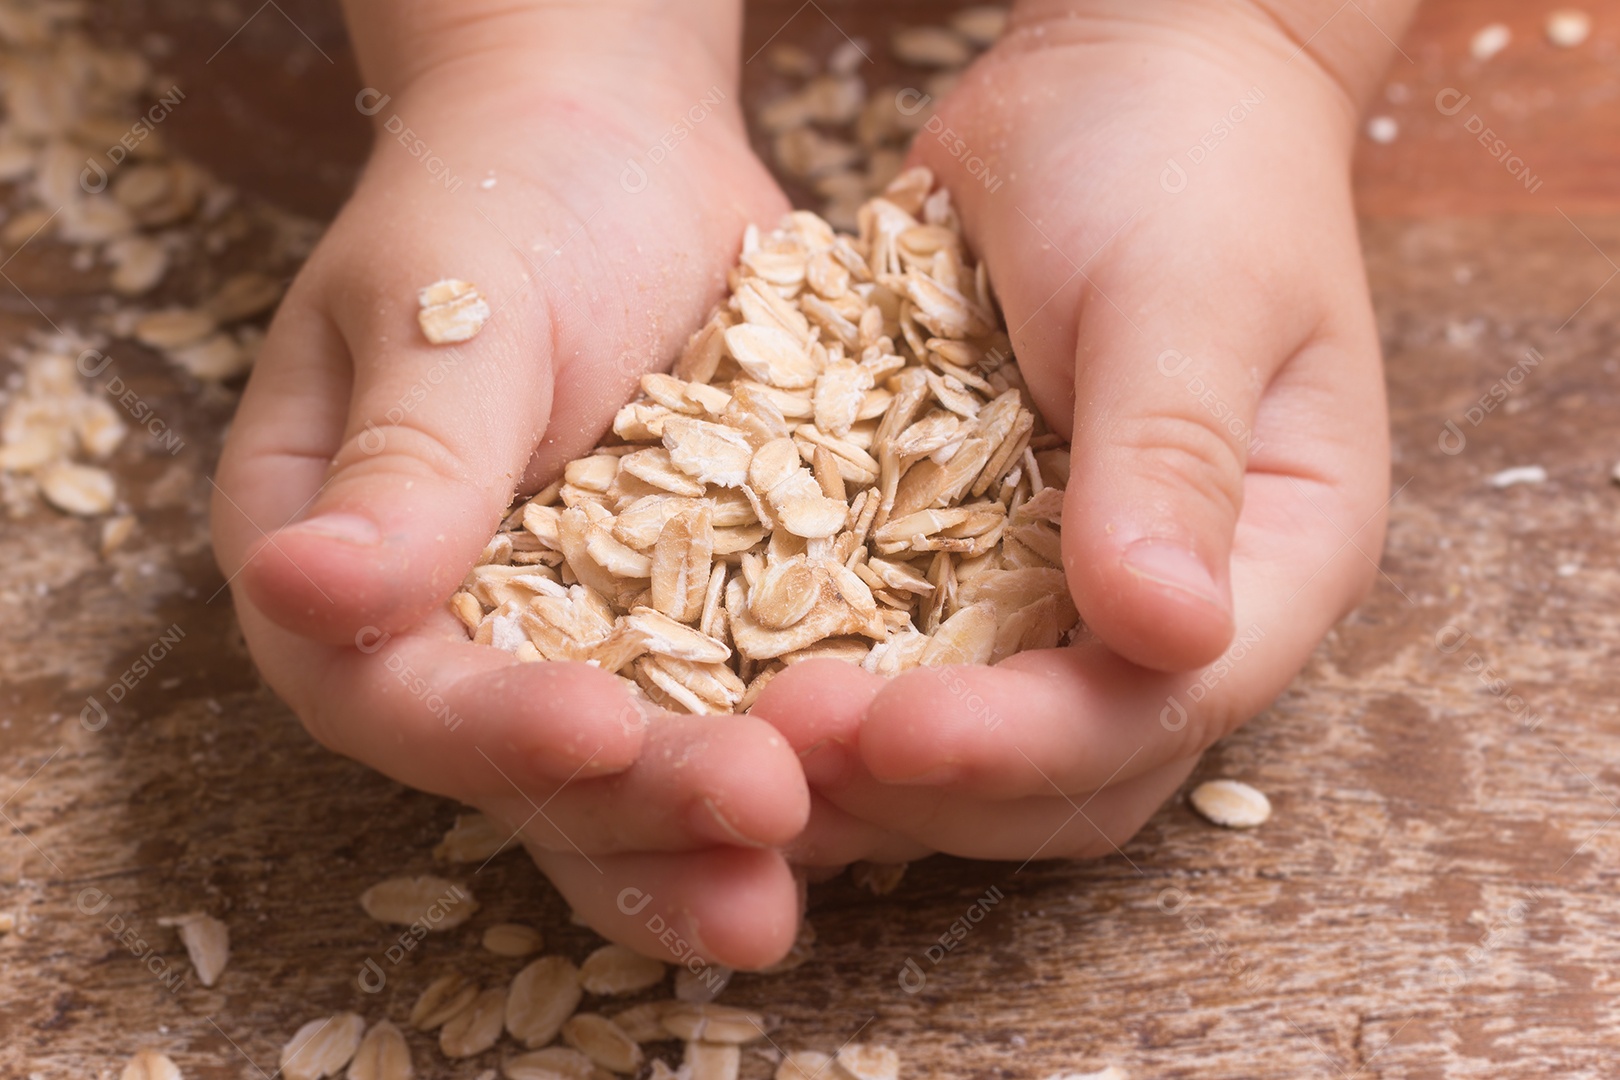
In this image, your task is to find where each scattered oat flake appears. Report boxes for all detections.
[646,1061,687,1080]
[850,861,908,895]
[484,922,545,957]
[417,278,491,344]
[776,1050,832,1080]
[563,1013,644,1074]
[347,1021,413,1080]
[952,6,1008,46]
[434,811,514,862]
[281,1012,366,1080]
[134,308,216,349]
[768,43,818,78]
[167,332,248,380]
[206,271,283,322]
[580,943,668,995]
[121,1050,182,1080]
[1044,1070,1128,1080]
[1470,22,1511,60]
[507,956,585,1048]
[410,972,480,1031]
[38,460,116,516]
[442,986,508,1058]
[101,513,137,555]
[1488,464,1547,488]
[685,1040,740,1080]
[157,911,228,987]
[1189,779,1272,829]
[1546,9,1592,47]
[661,1004,767,1045]
[504,1046,603,1080]
[359,875,477,929]
[891,25,972,67]
[834,1044,899,1080]
[607,1001,674,1044]
[107,237,169,295]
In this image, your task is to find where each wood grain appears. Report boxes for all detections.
[4,3,1620,1078]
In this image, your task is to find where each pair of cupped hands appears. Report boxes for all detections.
[213,0,1396,967]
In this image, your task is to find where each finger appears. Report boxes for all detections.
[210,283,351,595]
[236,602,645,794]
[782,794,933,869]
[913,81,1340,669]
[857,394,1386,799]
[234,176,558,646]
[1051,210,1334,670]
[479,712,810,855]
[812,759,1195,862]
[241,605,807,852]
[533,845,802,971]
[748,659,886,787]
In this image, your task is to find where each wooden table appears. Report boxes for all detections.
[5,2,1620,1076]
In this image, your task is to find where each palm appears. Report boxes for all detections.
[214,61,812,967]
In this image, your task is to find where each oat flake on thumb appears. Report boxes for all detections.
[417,278,491,343]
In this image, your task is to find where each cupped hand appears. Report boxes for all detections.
[212,5,807,967]
[754,1,1394,868]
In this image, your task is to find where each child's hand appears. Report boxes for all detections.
[754,0,1408,867]
[212,1,808,967]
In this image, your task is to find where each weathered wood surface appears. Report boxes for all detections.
[5,3,1620,1077]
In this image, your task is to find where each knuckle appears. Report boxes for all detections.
[331,420,481,494]
[1116,410,1247,524]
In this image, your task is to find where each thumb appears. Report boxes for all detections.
[234,222,555,647]
[1062,266,1299,672]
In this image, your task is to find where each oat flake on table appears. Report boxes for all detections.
[1188,779,1272,829]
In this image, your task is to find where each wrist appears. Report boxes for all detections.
[1006,0,1417,116]
[340,0,744,113]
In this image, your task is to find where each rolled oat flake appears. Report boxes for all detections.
[1189,779,1272,829]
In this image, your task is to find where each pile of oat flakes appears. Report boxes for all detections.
[445,10,1057,711]
[455,164,1076,713]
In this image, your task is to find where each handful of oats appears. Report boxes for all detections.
[451,167,1077,714]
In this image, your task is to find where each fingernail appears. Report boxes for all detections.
[285,512,381,545]
[1122,538,1222,607]
[689,797,766,848]
[798,738,851,786]
[676,909,713,962]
